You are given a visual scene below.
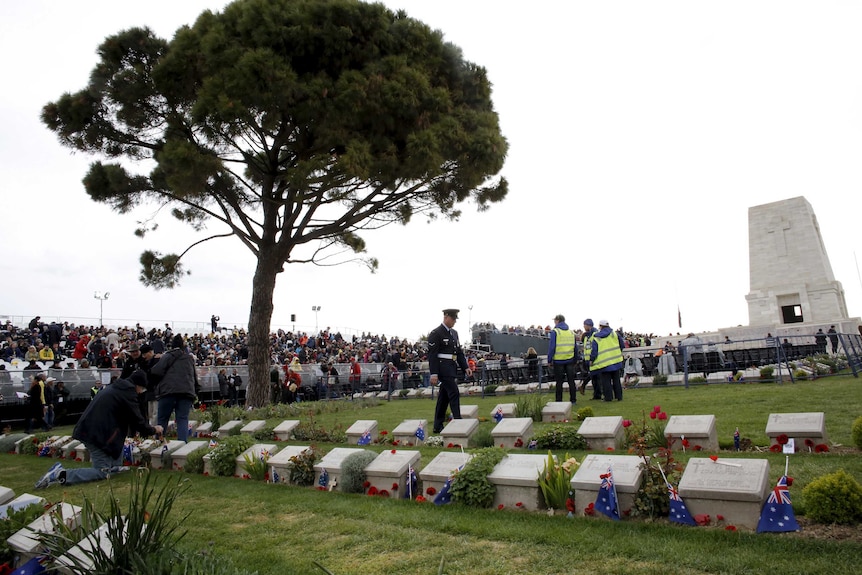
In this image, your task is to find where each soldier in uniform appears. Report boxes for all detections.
[428,308,472,433]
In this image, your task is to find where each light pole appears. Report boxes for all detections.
[311,305,321,334]
[94,291,110,327]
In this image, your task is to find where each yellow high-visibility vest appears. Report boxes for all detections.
[590,332,623,371]
[552,328,575,361]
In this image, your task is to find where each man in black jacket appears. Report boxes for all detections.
[428,309,472,434]
[35,370,162,488]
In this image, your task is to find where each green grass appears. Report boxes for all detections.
[2,377,861,575]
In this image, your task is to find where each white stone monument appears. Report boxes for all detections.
[7,502,82,562]
[170,441,208,472]
[314,447,367,490]
[541,401,573,423]
[664,415,719,452]
[577,416,624,451]
[418,452,473,498]
[570,454,644,517]
[491,417,533,449]
[345,420,378,445]
[364,449,422,498]
[267,445,313,485]
[487,454,548,511]
[765,412,828,448]
[240,420,267,435]
[678,457,770,530]
[440,419,479,447]
[273,420,301,441]
[392,419,428,447]
[234,444,278,478]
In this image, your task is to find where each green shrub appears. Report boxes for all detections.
[515,394,544,422]
[793,369,809,381]
[19,433,49,456]
[289,446,320,486]
[0,500,45,563]
[293,416,346,442]
[469,426,495,448]
[802,469,862,524]
[688,376,707,384]
[184,445,209,475]
[852,415,862,450]
[532,425,587,450]
[208,434,254,477]
[652,373,668,386]
[760,366,774,380]
[450,447,506,508]
[252,427,275,441]
[483,384,498,394]
[341,450,378,493]
[537,451,580,510]
[575,406,593,421]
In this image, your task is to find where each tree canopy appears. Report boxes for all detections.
[42,0,508,406]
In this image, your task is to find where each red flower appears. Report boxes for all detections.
[362,481,370,488]
[566,497,575,512]
[584,503,596,516]
[622,419,632,428]
[316,486,326,491]
[392,440,400,446]
[814,443,829,453]
[709,455,719,462]
[606,447,615,451]
[500,444,506,448]
[415,495,427,503]
[653,406,661,413]
[716,514,724,521]
[776,434,789,445]
[514,438,524,448]
[804,438,815,447]
[367,486,378,495]
[515,502,523,508]
[447,443,455,448]
[681,439,690,448]
[392,482,399,490]
[497,504,504,510]
[786,476,794,486]
[649,411,657,420]
[694,514,711,526]
[658,412,668,421]
[769,444,782,453]
[426,486,437,495]
[390,449,397,454]
[380,430,388,435]
[379,490,390,497]
[693,445,702,451]
[725,525,737,532]
[264,473,270,482]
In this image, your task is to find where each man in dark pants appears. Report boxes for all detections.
[548,314,577,404]
[428,309,472,434]
[827,326,839,354]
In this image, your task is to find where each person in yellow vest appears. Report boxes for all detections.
[589,319,625,402]
[548,314,577,404]
[581,319,599,399]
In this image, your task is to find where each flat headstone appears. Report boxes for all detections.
[418,452,473,498]
[187,421,200,436]
[267,445,313,485]
[170,441,208,471]
[314,447,369,490]
[577,416,624,451]
[240,420,267,435]
[406,389,421,398]
[194,421,214,436]
[55,518,126,575]
[234,444,279,478]
[0,486,14,506]
[364,449,422,498]
[376,391,390,399]
[678,457,770,530]
[460,405,479,419]
[491,417,533,449]
[273,420,301,441]
[542,402,573,423]
[490,403,517,419]
[217,420,243,434]
[61,440,82,460]
[345,420,378,445]
[440,419,479,447]
[487,454,548,511]
[362,392,377,399]
[148,440,187,470]
[7,502,82,561]
[14,434,35,454]
[765,412,828,446]
[0,494,45,520]
[392,419,428,447]
[664,414,719,451]
[571,454,644,517]
[71,443,90,462]
[131,439,158,466]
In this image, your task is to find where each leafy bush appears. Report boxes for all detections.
[289,446,320,486]
[532,425,587,450]
[483,384,498,394]
[759,366,774,380]
[793,369,809,381]
[450,447,506,508]
[575,406,593,421]
[252,428,275,441]
[515,394,543,422]
[293,414,346,443]
[184,445,209,475]
[652,373,668,386]
[208,434,254,477]
[537,451,579,510]
[340,450,378,493]
[470,426,495,448]
[242,450,271,481]
[852,415,862,450]
[688,376,707,383]
[802,469,862,524]
[19,433,50,456]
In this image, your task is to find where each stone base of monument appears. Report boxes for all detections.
[418,452,473,497]
[664,415,719,452]
[460,405,479,419]
[267,445,312,485]
[170,441,208,471]
[542,402,572,423]
[678,457,770,530]
[491,417,533,449]
[345,419,378,445]
[149,440,186,470]
[440,418,479,447]
[234,444,279,478]
[273,420,301,441]
[240,420,267,435]
[392,419,427,447]
[571,454,645,517]
[577,416,624,451]
[194,421,214,437]
[314,447,369,491]
[7,502,82,563]
[363,449,421,499]
[765,412,828,449]
[0,486,13,506]
[487,454,548,511]
[217,420,243,434]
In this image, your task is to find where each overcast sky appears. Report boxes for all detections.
[2,0,861,341]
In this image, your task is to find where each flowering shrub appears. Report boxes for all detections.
[532,425,587,450]
[537,451,579,510]
[288,446,320,486]
[424,435,444,448]
[209,434,254,477]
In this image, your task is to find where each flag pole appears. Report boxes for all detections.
[610,464,620,517]
[784,455,789,478]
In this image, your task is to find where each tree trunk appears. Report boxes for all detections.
[245,253,280,407]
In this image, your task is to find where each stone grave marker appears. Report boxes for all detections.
[70,443,90,462]
[420,387,434,398]
[678,457,770,530]
[491,417,533,449]
[345,420,378,445]
[376,391,390,399]
[267,445,313,485]
[234,444,279,478]
[61,440,81,460]
[131,439,158,466]
[460,405,479,419]
[186,420,200,436]
[314,447,369,491]
[273,420,301,441]
[490,403,517,419]
[542,401,573,423]
[217,419,243,434]
[55,518,126,575]
[765,412,828,449]
[14,434,34,454]
[577,416,624,451]
[240,420,267,435]
[170,441,208,472]
[418,452,473,498]
[570,454,644,517]
[364,449,422,499]
[487,453,549,511]
[194,421,214,437]
[148,440,186,470]
[664,414,719,452]
[0,493,44,520]
[0,486,14,506]
[440,418,479,447]
[7,502,82,562]
[392,419,428,447]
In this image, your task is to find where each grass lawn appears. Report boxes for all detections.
[1,376,860,574]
